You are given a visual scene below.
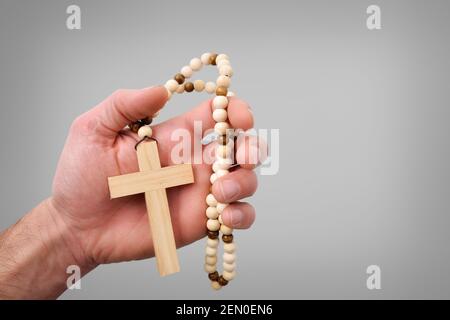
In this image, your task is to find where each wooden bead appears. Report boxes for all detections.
[207,219,220,231]
[208,271,219,281]
[165,79,179,93]
[216,54,229,63]
[206,193,218,206]
[214,122,230,135]
[204,263,216,273]
[201,52,212,65]
[166,88,172,100]
[210,173,217,184]
[223,252,236,264]
[223,262,236,273]
[205,81,216,94]
[174,73,185,84]
[207,238,219,248]
[206,246,217,256]
[211,281,221,290]
[129,122,141,133]
[218,214,223,224]
[209,53,218,65]
[212,96,228,109]
[176,84,185,94]
[216,86,228,96]
[217,203,228,214]
[190,58,202,71]
[218,276,229,286]
[224,242,236,253]
[206,206,219,219]
[194,80,205,92]
[215,157,232,170]
[217,134,229,145]
[139,117,152,125]
[220,224,233,235]
[137,125,152,138]
[213,109,228,122]
[216,75,231,88]
[222,234,233,243]
[206,256,217,266]
[184,82,194,92]
[216,169,229,178]
[223,270,236,281]
[216,145,230,158]
[219,65,233,77]
[227,91,235,97]
[181,66,193,78]
[217,59,230,68]
[207,230,219,239]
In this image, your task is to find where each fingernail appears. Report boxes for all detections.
[219,179,241,201]
[230,208,244,227]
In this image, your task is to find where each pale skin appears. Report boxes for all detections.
[0,86,261,299]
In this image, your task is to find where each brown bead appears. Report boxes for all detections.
[208,231,219,239]
[216,86,228,96]
[139,117,152,125]
[129,122,141,133]
[218,276,229,286]
[222,234,233,243]
[174,73,185,85]
[217,134,228,145]
[209,53,218,65]
[184,82,194,92]
[208,271,219,281]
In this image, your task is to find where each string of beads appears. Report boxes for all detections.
[129,53,236,290]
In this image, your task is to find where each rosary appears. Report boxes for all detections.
[108,53,236,290]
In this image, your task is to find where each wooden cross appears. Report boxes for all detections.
[107,140,194,276]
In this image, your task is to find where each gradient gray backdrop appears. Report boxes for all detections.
[1,0,450,299]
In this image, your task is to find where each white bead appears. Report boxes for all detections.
[213,109,228,122]
[204,263,216,273]
[222,270,236,281]
[137,125,153,138]
[212,96,228,109]
[206,206,219,219]
[181,66,193,78]
[223,252,236,264]
[218,214,223,224]
[216,169,229,178]
[201,52,212,65]
[219,65,233,77]
[220,224,233,235]
[210,173,217,184]
[166,88,172,100]
[216,145,230,158]
[216,54,229,63]
[165,79,179,93]
[205,255,217,265]
[215,158,232,170]
[214,122,230,135]
[207,219,220,231]
[194,80,205,92]
[223,262,236,272]
[206,246,217,257]
[224,242,236,253]
[217,203,228,214]
[216,75,231,88]
[206,193,217,207]
[226,91,235,97]
[176,84,184,94]
[190,58,202,71]
[211,281,222,290]
[217,59,230,68]
[205,81,216,94]
[212,162,221,173]
[207,238,219,248]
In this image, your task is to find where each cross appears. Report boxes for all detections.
[107,140,194,276]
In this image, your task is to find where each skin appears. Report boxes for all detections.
[0,86,260,299]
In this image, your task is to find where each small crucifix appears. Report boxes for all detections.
[107,140,194,276]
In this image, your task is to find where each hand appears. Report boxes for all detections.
[50,86,259,269]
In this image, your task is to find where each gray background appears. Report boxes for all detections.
[1,0,450,299]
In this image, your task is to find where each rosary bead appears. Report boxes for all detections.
[194,80,205,92]
[217,134,229,145]
[215,157,232,170]
[209,53,218,65]
[204,263,216,273]
[210,173,217,184]
[129,122,141,133]
[216,75,231,88]
[201,52,212,65]
[219,65,233,77]
[218,214,223,224]
[137,125,153,138]
[176,84,185,94]
[223,263,236,273]
[222,270,236,281]
[206,246,217,257]
[216,145,230,158]
[218,276,229,286]
[184,82,194,92]
[207,219,220,231]
[217,59,230,68]
[222,234,234,243]
[220,224,233,235]
[216,54,229,63]
[206,193,218,206]
[217,203,228,214]
[206,206,219,219]
[214,122,230,135]
[181,65,193,78]
[215,86,228,96]
[208,271,219,281]
[213,109,228,122]
[216,169,229,178]
[212,96,228,109]
[211,281,222,290]
[174,73,185,84]
[207,238,219,248]
[227,91,235,97]
[224,242,236,253]
[165,79,179,93]
[205,81,216,94]
[190,57,203,71]
[206,256,217,266]
[223,252,236,264]
[207,230,219,239]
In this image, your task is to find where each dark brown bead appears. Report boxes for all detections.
[218,276,228,286]
[208,271,219,281]
[174,73,185,85]
[209,53,218,65]
[208,231,219,239]
[184,82,194,92]
[218,134,228,145]
[222,234,233,243]
[129,122,141,133]
[139,117,152,125]
[216,86,228,96]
